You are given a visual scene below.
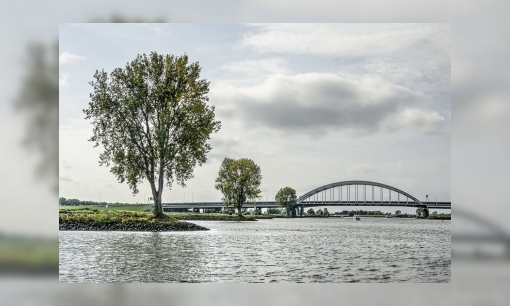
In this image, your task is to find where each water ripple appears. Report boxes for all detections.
[59,218,450,283]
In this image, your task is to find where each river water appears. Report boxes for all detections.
[59,218,450,283]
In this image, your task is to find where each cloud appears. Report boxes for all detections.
[218,58,287,76]
[59,51,86,86]
[386,108,447,135]
[59,51,86,65]
[211,73,447,136]
[239,24,450,94]
[241,24,449,58]
[207,137,242,162]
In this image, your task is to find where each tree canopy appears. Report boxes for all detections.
[214,158,262,217]
[275,187,297,210]
[85,52,220,217]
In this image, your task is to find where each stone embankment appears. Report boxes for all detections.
[59,220,209,232]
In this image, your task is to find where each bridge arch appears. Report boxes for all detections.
[296,180,424,206]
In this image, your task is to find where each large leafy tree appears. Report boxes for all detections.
[215,158,262,217]
[85,52,221,217]
[275,187,297,216]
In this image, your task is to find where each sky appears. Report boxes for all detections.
[59,23,450,214]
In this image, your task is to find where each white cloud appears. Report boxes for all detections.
[211,72,447,136]
[59,51,86,65]
[239,24,450,93]
[241,24,449,58]
[386,108,447,135]
[59,51,86,86]
[218,58,287,76]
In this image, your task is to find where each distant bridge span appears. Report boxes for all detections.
[297,180,423,205]
[162,180,450,217]
[294,180,446,217]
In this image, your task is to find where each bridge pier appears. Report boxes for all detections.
[422,207,429,219]
[299,206,304,218]
[286,207,297,218]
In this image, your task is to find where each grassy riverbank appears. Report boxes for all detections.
[60,206,286,221]
[59,210,209,231]
[60,204,152,212]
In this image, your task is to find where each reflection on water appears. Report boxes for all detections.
[59,218,450,283]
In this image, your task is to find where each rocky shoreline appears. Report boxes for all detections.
[59,220,209,232]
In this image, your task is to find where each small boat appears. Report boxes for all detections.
[353,211,360,221]
[386,214,393,218]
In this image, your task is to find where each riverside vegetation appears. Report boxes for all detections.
[59,210,209,232]
[58,207,285,232]
[59,205,449,232]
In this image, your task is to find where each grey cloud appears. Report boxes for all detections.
[212,73,446,136]
[207,137,241,162]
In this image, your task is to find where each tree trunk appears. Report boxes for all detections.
[153,194,164,217]
[237,205,242,217]
[152,162,165,218]
[150,182,164,218]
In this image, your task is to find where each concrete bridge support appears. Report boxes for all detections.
[422,207,429,219]
[286,207,297,218]
[299,206,304,218]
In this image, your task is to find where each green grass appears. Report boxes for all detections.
[59,208,285,222]
[59,210,211,231]
[59,204,153,213]
[59,210,180,224]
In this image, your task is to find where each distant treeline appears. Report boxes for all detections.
[59,197,144,206]
[334,210,388,217]
[334,210,451,218]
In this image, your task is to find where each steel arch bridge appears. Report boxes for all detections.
[295,180,442,218]
[161,180,450,218]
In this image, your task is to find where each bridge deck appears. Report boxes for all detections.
[162,201,451,209]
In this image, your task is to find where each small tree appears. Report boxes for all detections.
[85,52,220,217]
[307,208,315,216]
[395,210,401,216]
[323,208,329,216]
[432,211,438,216]
[275,187,297,217]
[316,209,324,216]
[416,207,423,217]
[215,157,262,217]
